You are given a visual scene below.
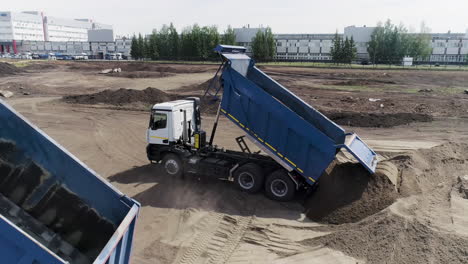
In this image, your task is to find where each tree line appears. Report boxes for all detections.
[131,24,277,61]
[330,33,357,64]
[130,23,237,60]
[130,20,444,64]
[368,20,433,64]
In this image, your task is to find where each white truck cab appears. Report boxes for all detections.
[147,100,196,146]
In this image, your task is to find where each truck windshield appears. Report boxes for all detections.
[149,112,167,130]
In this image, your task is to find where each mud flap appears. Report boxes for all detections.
[341,133,378,174]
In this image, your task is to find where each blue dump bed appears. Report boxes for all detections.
[216,45,377,185]
[0,100,140,264]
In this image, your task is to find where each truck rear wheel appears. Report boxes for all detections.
[162,153,183,178]
[265,170,296,201]
[234,163,264,193]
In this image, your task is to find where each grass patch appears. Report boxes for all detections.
[312,84,465,95]
[1,60,35,68]
[257,61,468,71]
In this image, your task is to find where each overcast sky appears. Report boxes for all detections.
[4,0,468,36]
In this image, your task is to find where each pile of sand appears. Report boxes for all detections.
[108,71,174,79]
[305,161,399,224]
[0,62,22,76]
[323,111,433,128]
[67,62,211,74]
[62,80,222,115]
[329,79,396,86]
[63,87,176,106]
[302,209,467,264]
[301,142,468,263]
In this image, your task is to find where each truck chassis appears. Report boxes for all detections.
[147,142,305,201]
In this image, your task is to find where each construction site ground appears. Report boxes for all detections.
[1,60,468,264]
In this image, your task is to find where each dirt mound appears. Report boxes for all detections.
[0,62,22,76]
[330,79,396,86]
[305,161,398,224]
[63,87,176,106]
[173,79,213,93]
[302,143,468,264]
[67,62,213,74]
[323,111,432,127]
[62,83,221,115]
[172,79,221,115]
[0,82,35,96]
[107,71,174,79]
[302,210,467,264]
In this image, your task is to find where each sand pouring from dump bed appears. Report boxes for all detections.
[305,161,399,224]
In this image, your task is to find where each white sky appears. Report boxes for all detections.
[3,0,468,36]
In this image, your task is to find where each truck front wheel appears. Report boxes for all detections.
[265,170,296,201]
[162,153,183,178]
[234,163,264,193]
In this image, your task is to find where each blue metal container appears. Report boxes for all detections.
[216,45,377,185]
[0,99,140,264]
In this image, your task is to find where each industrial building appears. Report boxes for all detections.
[235,26,468,64]
[0,12,466,63]
[0,11,114,55]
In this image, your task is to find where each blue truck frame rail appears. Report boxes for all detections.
[0,99,140,264]
[215,45,377,186]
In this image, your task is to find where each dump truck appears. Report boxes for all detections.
[146,45,378,201]
[0,99,140,264]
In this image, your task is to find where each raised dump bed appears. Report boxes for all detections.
[216,45,377,185]
[0,99,140,264]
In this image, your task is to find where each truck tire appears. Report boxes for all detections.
[264,170,296,201]
[234,163,264,194]
[161,153,183,178]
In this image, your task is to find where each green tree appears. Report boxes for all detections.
[330,32,343,63]
[252,30,265,60]
[251,27,275,61]
[331,34,356,64]
[367,22,384,64]
[406,23,432,61]
[130,35,139,59]
[168,23,179,59]
[343,37,351,63]
[157,25,170,59]
[179,26,194,59]
[137,33,145,60]
[264,27,276,60]
[368,20,432,64]
[203,25,220,59]
[222,25,236,45]
[348,36,357,63]
[147,31,159,60]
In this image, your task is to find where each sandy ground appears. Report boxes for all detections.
[1,61,468,263]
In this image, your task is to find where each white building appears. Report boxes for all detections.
[234,27,266,54]
[44,16,92,42]
[344,25,375,58]
[0,11,45,53]
[275,34,334,61]
[0,11,44,42]
[234,26,468,64]
[0,10,113,53]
